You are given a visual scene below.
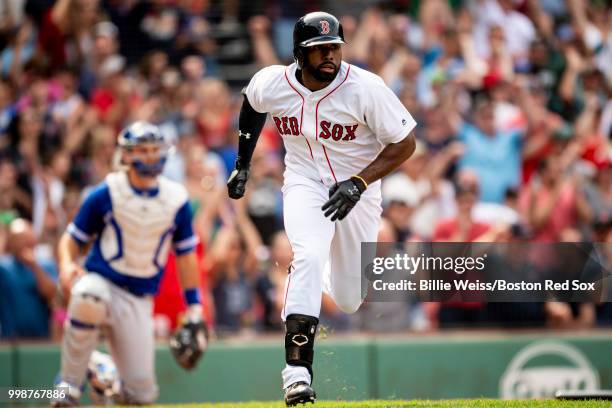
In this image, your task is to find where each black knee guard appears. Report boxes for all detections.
[285,314,319,379]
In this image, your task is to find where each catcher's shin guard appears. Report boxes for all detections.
[285,314,319,380]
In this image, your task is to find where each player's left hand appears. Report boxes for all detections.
[169,305,209,370]
[322,177,367,221]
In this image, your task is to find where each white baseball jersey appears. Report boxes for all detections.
[245,61,417,193]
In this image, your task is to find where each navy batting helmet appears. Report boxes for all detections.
[293,12,345,69]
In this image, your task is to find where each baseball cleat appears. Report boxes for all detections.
[284,381,316,406]
[50,381,81,407]
[87,350,120,404]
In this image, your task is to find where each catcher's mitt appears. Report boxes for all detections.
[169,317,209,370]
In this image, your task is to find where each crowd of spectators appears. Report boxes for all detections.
[0,0,610,340]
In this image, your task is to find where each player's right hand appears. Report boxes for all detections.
[227,167,250,199]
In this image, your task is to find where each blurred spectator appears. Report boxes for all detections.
[0,218,57,339]
[270,1,310,62]
[81,125,117,186]
[195,78,233,150]
[207,195,264,334]
[590,216,612,324]
[354,218,424,332]
[583,161,612,225]
[445,92,523,203]
[519,154,591,242]
[252,230,291,331]
[79,20,120,98]
[174,4,217,67]
[525,37,565,100]
[38,0,101,69]
[208,225,253,333]
[456,169,521,226]
[430,175,492,328]
[139,1,186,55]
[244,136,283,246]
[514,76,572,184]
[434,174,489,242]
[0,80,15,142]
[416,27,465,107]
[0,153,30,221]
[31,147,69,250]
[469,0,536,64]
[138,50,169,93]
[382,140,455,240]
[182,138,227,246]
[181,54,206,85]
[1,17,35,82]
[248,16,280,68]
[90,54,139,127]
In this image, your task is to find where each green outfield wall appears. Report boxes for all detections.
[2,332,612,404]
[0,344,13,388]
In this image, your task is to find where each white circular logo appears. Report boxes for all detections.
[500,340,599,399]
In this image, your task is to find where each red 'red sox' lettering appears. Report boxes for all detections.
[274,117,358,141]
[289,117,299,135]
[273,116,301,136]
[319,121,358,141]
[281,117,291,135]
[342,124,357,141]
[319,120,331,139]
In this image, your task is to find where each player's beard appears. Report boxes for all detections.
[305,62,339,82]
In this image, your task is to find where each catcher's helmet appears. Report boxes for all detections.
[293,11,344,69]
[117,121,172,177]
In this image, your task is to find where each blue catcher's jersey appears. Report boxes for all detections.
[67,171,198,296]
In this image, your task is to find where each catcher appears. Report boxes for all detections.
[52,121,208,406]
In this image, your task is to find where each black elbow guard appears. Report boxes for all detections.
[236,95,267,169]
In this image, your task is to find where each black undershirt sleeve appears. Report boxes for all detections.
[236,95,268,169]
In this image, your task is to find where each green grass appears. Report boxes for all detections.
[145,400,612,408]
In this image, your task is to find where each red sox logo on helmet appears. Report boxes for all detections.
[320,20,330,34]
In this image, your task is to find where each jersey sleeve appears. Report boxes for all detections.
[172,201,199,255]
[243,66,281,113]
[365,76,417,145]
[67,183,111,246]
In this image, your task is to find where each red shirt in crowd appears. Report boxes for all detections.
[153,241,213,331]
[432,219,491,242]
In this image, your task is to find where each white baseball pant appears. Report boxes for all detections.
[280,173,382,388]
[60,272,158,404]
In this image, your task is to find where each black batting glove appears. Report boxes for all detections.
[227,162,250,199]
[322,176,367,221]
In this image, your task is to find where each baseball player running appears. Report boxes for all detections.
[52,121,208,406]
[227,11,417,406]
